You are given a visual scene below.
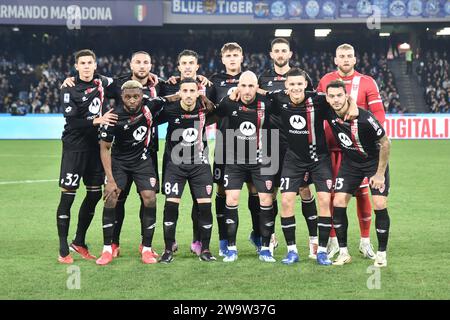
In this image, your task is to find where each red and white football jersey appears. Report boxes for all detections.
[317,70,385,151]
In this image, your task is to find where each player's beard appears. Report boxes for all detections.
[332,101,347,113]
[338,65,354,76]
[274,59,288,68]
[125,104,141,114]
[133,71,149,81]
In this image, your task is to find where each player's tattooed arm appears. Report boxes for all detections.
[369,135,390,190]
[100,140,119,201]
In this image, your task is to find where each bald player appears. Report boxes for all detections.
[214,71,277,263]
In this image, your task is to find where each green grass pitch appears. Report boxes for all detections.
[0,139,449,299]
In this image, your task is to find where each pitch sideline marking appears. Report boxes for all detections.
[0,179,58,185]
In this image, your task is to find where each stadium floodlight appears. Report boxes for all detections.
[274,29,292,37]
[314,29,331,37]
[399,43,410,50]
[436,27,450,36]
[379,33,390,37]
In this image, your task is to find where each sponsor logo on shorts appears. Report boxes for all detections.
[150,178,156,187]
[206,185,212,195]
[265,180,272,190]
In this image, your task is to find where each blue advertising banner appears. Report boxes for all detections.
[0,0,163,26]
[171,0,254,15]
[253,0,338,19]
[248,0,450,19]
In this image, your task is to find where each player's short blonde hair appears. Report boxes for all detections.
[336,43,355,53]
[221,42,243,56]
[121,80,143,91]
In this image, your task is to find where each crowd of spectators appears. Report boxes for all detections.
[0,49,402,114]
[0,24,407,114]
[416,50,450,113]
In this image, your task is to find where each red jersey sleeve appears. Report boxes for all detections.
[316,76,326,93]
[365,77,385,124]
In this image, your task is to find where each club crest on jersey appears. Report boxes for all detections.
[289,115,306,129]
[182,128,198,143]
[257,111,264,121]
[88,97,101,115]
[64,93,70,103]
[175,118,180,124]
[150,178,156,187]
[265,180,272,190]
[239,121,256,136]
[326,179,333,190]
[133,126,147,141]
[206,185,212,195]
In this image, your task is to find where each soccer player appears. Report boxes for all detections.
[96,80,171,265]
[258,38,319,258]
[317,44,386,260]
[208,42,262,256]
[103,51,162,258]
[56,49,117,263]
[159,50,213,256]
[214,71,276,263]
[61,51,162,257]
[260,68,357,265]
[157,78,216,263]
[323,80,391,267]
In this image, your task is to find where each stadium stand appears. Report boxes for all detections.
[0,26,434,115]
